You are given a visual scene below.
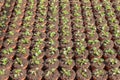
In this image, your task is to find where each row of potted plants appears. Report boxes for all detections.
[34,0,48,32]
[70,2,92,80]
[0,0,16,32]
[45,0,59,59]
[31,0,48,60]
[80,1,108,80]
[71,0,88,60]
[43,1,59,80]
[3,0,27,51]
[10,1,36,80]
[101,0,120,58]
[101,0,120,40]
[111,0,120,22]
[27,1,48,79]
[91,0,120,80]
[59,1,75,80]
[59,0,73,59]
[0,0,16,49]
[91,0,117,59]
[81,0,101,51]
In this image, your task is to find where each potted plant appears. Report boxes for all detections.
[32,31,46,40]
[44,58,59,69]
[0,69,10,80]
[46,47,59,58]
[60,68,75,80]
[92,69,108,80]
[103,49,117,59]
[60,47,74,58]
[105,58,120,70]
[0,47,15,59]
[21,29,32,39]
[60,57,75,69]
[101,40,114,50]
[47,31,59,40]
[89,47,103,59]
[75,47,88,58]
[3,38,16,48]
[27,67,43,80]
[13,57,28,69]
[44,68,60,80]
[91,58,105,70]
[76,58,90,69]
[87,40,100,49]
[16,46,29,59]
[18,38,31,48]
[10,69,26,80]
[31,46,44,59]
[46,38,59,48]
[108,68,120,80]
[0,57,12,70]
[32,39,45,49]
[76,68,92,80]
[29,56,43,69]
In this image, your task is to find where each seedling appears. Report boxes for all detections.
[28,68,39,76]
[105,49,115,54]
[45,68,55,77]
[61,68,71,77]
[18,0,22,4]
[49,32,56,38]
[6,39,13,45]
[31,47,42,56]
[36,24,45,29]
[48,59,57,64]
[5,3,10,7]
[109,58,117,65]
[8,31,14,36]
[17,46,26,54]
[49,17,57,22]
[116,6,120,11]
[80,69,87,78]
[92,47,101,56]
[38,17,44,22]
[93,58,104,65]
[112,68,120,75]
[65,58,73,65]
[15,9,21,15]
[23,29,31,36]
[0,58,8,65]
[24,16,31,21]
[34,39,44,46]
[62,47,71,55]
[14,69,22,78]
[101,31,109,37]
[15,58,23,66]
[61,38,69,44]
[21,38,29,44]
[0,69,5,75]
[116,39,120,45]
[2,48,13,54]
[103,40,110,46]
[88,40,99,45]
[76,46,86,55]
[93,69,104,77]
[31,56,40,65]
[61,17,69,24]
[48,39,55,45]
[77,59,89,65]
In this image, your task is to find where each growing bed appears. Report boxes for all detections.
[0,0,120,80]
